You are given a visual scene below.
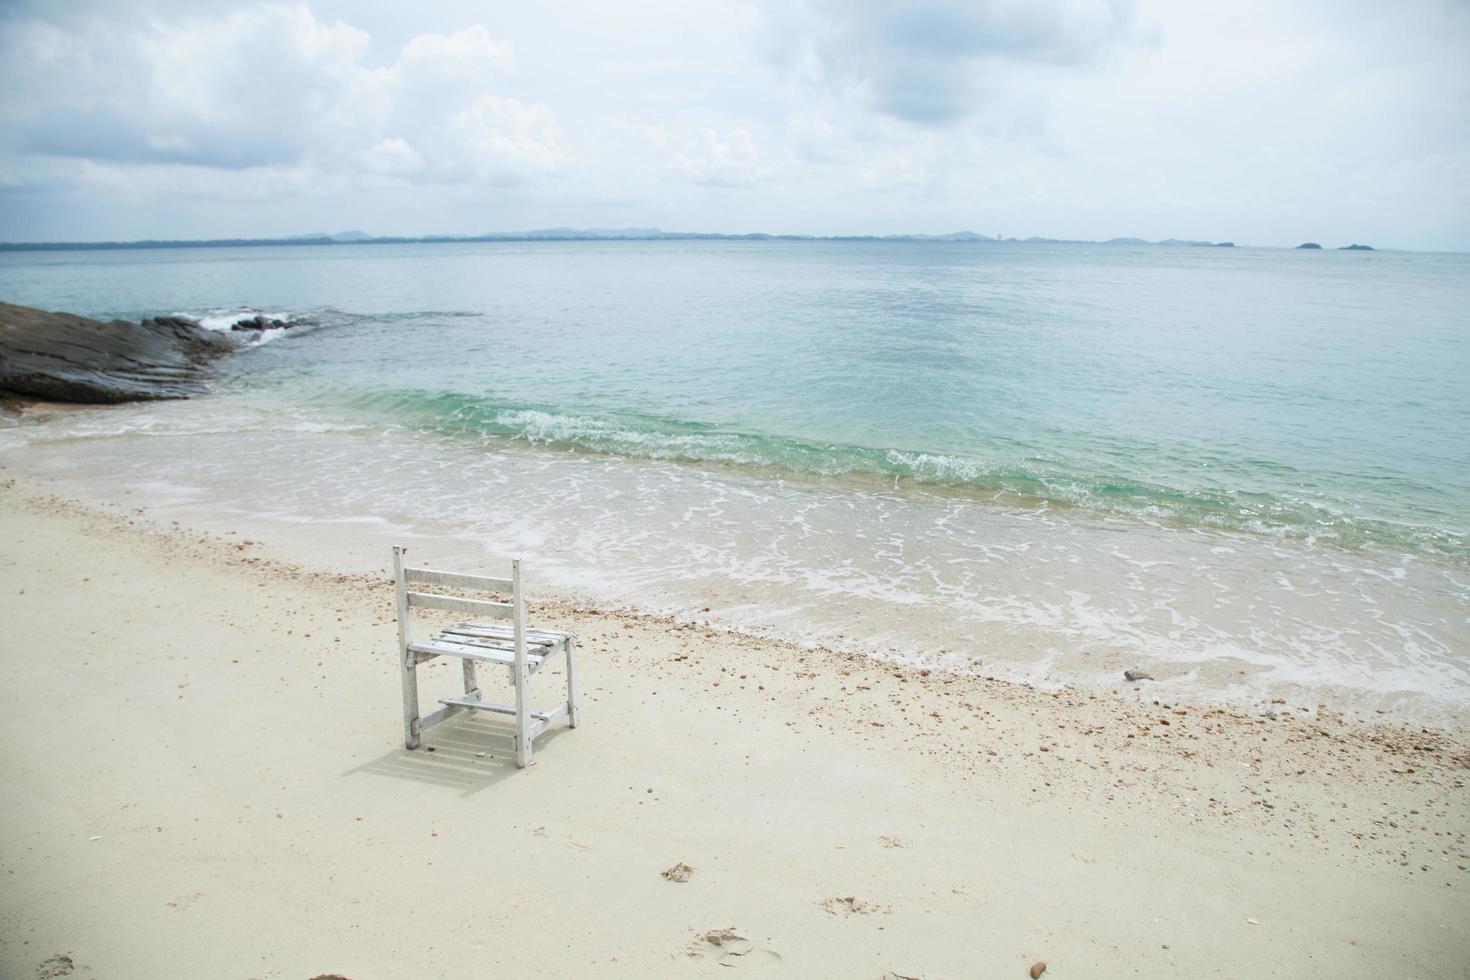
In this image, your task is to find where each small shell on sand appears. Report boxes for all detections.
[662,862,695,882]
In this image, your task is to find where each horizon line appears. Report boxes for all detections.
[0,229,1411,253]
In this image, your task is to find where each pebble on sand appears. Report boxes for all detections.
[1124,670,1154,682]
[1029,962,1047,978]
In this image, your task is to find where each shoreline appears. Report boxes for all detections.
[1,473,1467,977]
[2,408,1467,730]
[2,452,1467,729]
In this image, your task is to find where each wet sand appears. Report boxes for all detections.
[1,474,1467,979]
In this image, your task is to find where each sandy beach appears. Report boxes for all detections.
[0,472,1466,979]
[5,0,1469,975]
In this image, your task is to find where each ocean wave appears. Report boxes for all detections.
[296,386,1468,561]
[178,307,312,346]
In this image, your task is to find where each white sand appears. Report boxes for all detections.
[1,476,1467,979]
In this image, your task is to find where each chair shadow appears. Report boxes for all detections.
[346,714,572,796]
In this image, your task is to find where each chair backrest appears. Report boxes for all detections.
[391,546,524,646]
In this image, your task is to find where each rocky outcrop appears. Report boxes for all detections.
[0,301,240,403]
[231,314,292,332]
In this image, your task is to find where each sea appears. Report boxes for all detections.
[2,240,1467,723]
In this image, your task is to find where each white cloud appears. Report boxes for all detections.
[673,128,765,186]
[607,119,768,190]
[0,0,1466,247]
[0,5,561,186]
[444,95,564,183]
[399,23,514,77]
[362,137,422,176]
[763,0,1142,125]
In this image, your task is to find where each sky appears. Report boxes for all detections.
[1,0,1467,249]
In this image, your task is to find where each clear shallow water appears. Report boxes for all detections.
[2,241,1468,721]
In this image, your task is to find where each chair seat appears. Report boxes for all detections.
[408,621,573,675]
[443,621,574,647]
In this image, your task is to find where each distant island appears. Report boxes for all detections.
[1297,241,1377,251]
[0,229,1375,253]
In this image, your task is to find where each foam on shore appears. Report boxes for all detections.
[4,395,1466,728]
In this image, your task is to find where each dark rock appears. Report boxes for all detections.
[140,315,238,363]
[1338,243,1375,250]
[1296,242,1322,249]
[230,314,291,331]
[1124,669,1154,682]
[0,300,240,403]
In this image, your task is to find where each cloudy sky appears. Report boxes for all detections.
[1,0,1467,249]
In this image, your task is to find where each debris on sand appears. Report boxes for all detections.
[819,895,892,915]
[661,861,695,882]
[36,954,75,979]
[1124,669,1154,682]
[1029,962,1047,979]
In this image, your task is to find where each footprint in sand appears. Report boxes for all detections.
[684,927,782,970]
[528,825,591,851]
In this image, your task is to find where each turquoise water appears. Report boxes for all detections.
[2,241,1468,719]
[4,240,1466,556]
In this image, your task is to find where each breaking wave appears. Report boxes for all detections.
[289,385,1468,561]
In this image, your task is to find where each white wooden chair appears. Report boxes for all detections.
[392,546,579,767]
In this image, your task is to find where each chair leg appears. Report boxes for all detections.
[401,651,421,750]
[462,659,478,698]
[565,637,581,728]
[513,663,532,768]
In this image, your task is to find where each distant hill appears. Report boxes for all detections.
[489,227,666,240]
[284,230,373,242]
[884,231,996,242]
[0,228,1372,252]
[1339,243,1375,250]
